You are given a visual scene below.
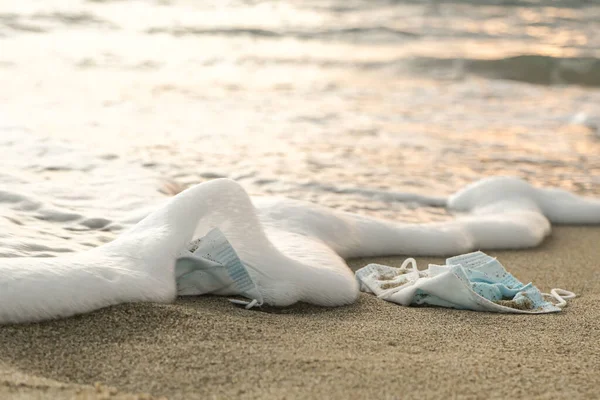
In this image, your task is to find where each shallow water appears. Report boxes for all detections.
[1,0,599,257]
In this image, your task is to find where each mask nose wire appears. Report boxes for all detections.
[543,288,576,308]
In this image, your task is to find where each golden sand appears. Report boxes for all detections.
[1,226,599,399]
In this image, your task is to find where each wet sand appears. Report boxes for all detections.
[1,226,599,399]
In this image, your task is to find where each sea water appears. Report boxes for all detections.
[0,0,599,258]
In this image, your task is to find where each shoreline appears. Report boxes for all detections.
[1,226,599,399]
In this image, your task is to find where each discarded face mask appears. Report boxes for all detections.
[355,251,575,314]
[175,228,263,309]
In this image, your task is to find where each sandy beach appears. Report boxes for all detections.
[1,0,599,398]
[0,225,598,399]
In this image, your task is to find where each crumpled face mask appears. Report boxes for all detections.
[355,251,575,314]
[175,228,263,309]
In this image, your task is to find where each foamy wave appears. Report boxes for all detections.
[410,55,600,87]
[146,26,418,42]
[239,54,600,87]
[0,125,166,256]
[1,176,599,323]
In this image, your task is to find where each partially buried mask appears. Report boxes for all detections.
[175,228,263,309]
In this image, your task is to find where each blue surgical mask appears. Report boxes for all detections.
[355,251,575,314]
[175,228,263,309]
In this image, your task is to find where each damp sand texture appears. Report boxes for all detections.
[0,225,598,400]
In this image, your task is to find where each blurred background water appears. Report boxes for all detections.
[0,0,599,257]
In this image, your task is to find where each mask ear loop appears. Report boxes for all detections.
[542,288,576,308]
[229,298,260,309]
[400,258,420,280]
[400,257,416,270]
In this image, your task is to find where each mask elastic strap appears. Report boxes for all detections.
[229,298,260,309]
[400,257,420,280]
[400,257,416,270]
[542,288,576,309]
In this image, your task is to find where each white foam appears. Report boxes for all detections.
[448,176,600,249]
[1,176,599,324]
[295,181,447,207]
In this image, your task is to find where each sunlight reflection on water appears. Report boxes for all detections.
[0,0,599,256]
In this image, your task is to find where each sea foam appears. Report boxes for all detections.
[0,176,599,324]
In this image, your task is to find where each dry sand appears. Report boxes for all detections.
[1,226,599,399]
